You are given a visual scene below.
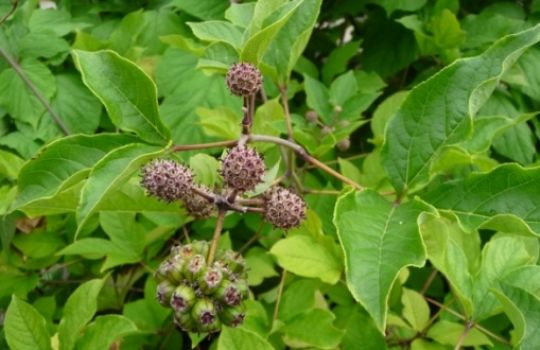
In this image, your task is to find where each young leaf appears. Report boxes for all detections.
[279,309,344,349]
[420,164,540,236]
[426,320,492,347]
[402,288,430,331]
[382,24,540,193]
[333,189,433,332]
[218,327,274,350]
[72,50,171,145]
[494,283,540,350]
[75,315,139,350]
[5,295,51,350]
[188,21,243,50]
[14,134,138,211]
[58,279,105,350]
[76,143,165,235]
[270,234,342,284]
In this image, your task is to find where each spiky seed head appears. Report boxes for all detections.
[264,186,306,229]
[184,185,215,218]
[221,145,265,192]
[141,159,193,202]
[226,63,262,96]
[337,137,351,151]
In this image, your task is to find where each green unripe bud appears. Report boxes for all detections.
[174,310,196,332]
[156,256,184,283]
[170,244,195,260]
[192,298,220,333]
[220,304,246,327]
[221,250,246,275]
[156,280,175,307]
[191,240,210,257]
[200,267,223,293]
[186,254,206,280]
[171,284,196,313]
[215,280,242,306]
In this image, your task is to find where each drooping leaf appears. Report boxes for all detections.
[217,326,274,350]
[58,279,105,350]
[333,189,433,332]
[14,134,137,211]
[420,164,540,236]
[270,234,342,284]
[494,282,540,350]
[382,25,540,193]
[73,50,171,144]
[75,315,139,350]
[76,143,165,234]
[4,295,51,350]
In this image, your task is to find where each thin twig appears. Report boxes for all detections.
[0,47,70,135]
[303,189,340,195]
[454,321,474,350]
[420,269,437,295]
[273,270,287,323]
[0,0,18,26]
[238,221,265,254]
[279,85,294,140]
[207,210,226,265]
[424,297,511,346]
[249,134,363,190]
[171,139,237,152]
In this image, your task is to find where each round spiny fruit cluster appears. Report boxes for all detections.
[141,159,193,203]
[184,185,215,219]
[155,241,248,333]
[221,145,265,192]
[264,186,306,229]
[226,63,262,96]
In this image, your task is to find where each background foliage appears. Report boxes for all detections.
[1,0,540,349]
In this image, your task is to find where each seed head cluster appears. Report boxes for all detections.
[221,145,265,192]
[141,159,193,202]
[226,63,262,96]
[264,186,306,229]
[155,241,248,333]
[184,185,215,218]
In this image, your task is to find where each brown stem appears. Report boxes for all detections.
[279,85,294,140]
[424,297,511,346]
[0,0,18,26]
[273,270,287,323]
[421,269,437,295]
[249,134,363,190]
[207,210,226,265]
[242,94,256,135]
[0,47,70,135]
[171,139,237,152]
[454,321,474,350]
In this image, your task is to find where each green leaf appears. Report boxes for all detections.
[172,0,228,20]
[240,0,303,65]
[189,153,221,187]
[334,305,387,350]
[0,59,55,127]
[329,71,358,107]
[382,25,540,193]
[426,320,492,347]
[51,74,102,134]
[5,295,51,350]
[19,33,70,59]
[76,143,165,234]
[472,235,537,320]
[280,309,344,349]
[322,41,361,84]
[417,212,477,315]
[371,0,427,15]
[75,315,139,350]
[72,50,170,144]
[494,283,540,350]
[333,189,432,332]
[420,164,540,236]
[401,288,430,331]
[58,279,105,350]
[303,74,332,122]
[188,21,243,50]
[270,234,342,284]
[225,3,255,28]
[261,0,322,82]
[0,149,25,180]
[244,247,277,286]
[14,134,137,211]
[217,326,274,350]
